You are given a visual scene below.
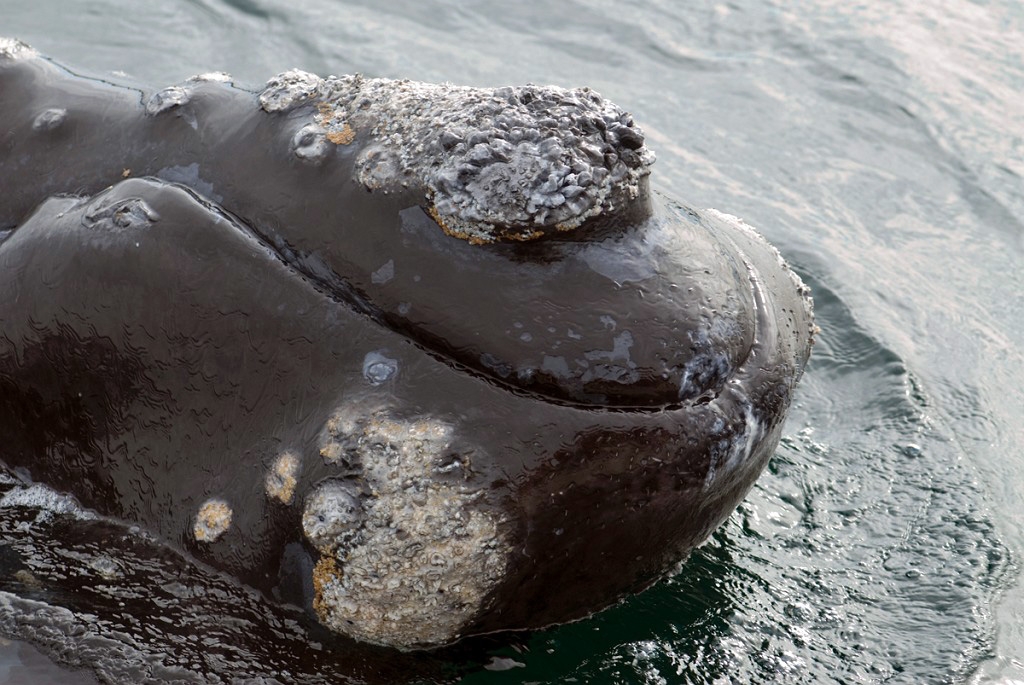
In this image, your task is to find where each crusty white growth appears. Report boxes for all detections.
[259,70,656,243]
[0,38,37,60]
[146,86,190,116]
[309,407,508,648]
[302,480,363,550]
[259,69,324,113]
[266,450,301,505]
[193,498,232,542]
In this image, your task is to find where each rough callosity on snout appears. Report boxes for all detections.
[259,70,656,243]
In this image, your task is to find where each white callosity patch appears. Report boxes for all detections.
[0,37,37,60]
[265,451,301,505]
[146,86,190,116]
[193,498,232,542]
[258,69,324,113]
[362,350,398,385]
[258,70,655,243]
[302,480,363,550]
[32,108,67,132]
[89,556,122,581]
[309,408,508,648]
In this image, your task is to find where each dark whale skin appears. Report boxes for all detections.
[0,39,814,649]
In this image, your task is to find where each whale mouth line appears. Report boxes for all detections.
[151,182,718,414]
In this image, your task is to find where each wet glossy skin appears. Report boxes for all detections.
[0,42,813,648]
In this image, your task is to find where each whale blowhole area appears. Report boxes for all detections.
[258,70,656,244]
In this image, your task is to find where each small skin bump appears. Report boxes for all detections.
[32,108,66,132]
[292,123,330,164]
[83,197,160,230]
[193,498,232,542]
[363,351,398,385]
[266,450,301,505]
[146,86,190,116]
[302,480,363,551]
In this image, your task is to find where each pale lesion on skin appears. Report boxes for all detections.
[193,498,232,542]
[265,450,301,505]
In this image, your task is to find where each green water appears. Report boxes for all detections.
[2,1,1023,682]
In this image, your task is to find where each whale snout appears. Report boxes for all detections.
[0,44,815,653]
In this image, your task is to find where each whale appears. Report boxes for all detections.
[0,35,813,660]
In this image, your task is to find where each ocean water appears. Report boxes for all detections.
[1,0,1023,682]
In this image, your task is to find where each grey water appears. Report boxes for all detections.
[1,0,1022,682]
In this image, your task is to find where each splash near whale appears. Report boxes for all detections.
[0,36,812,676]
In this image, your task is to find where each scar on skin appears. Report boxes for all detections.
[266,450,301,505]
[193,498,232,542]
